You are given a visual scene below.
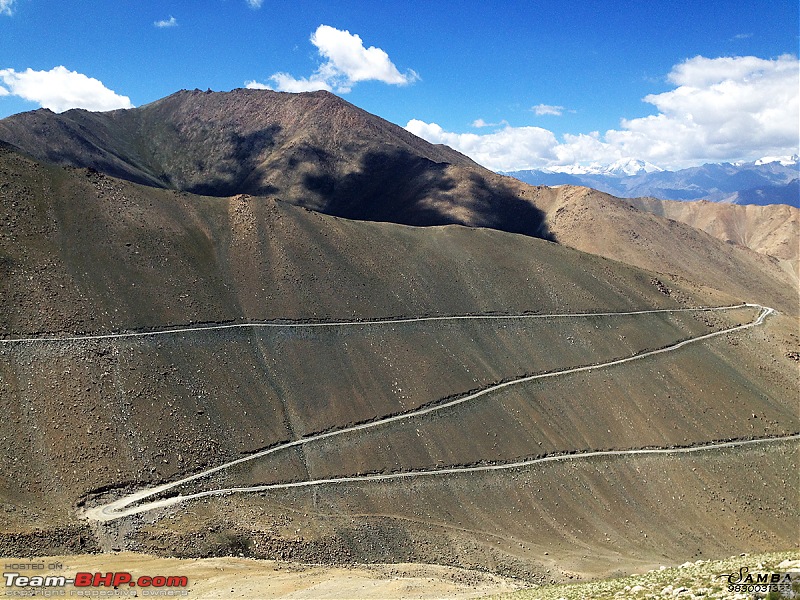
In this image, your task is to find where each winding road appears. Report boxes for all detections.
[65,303,787,522]
[0,303,760,344]
[84,434,800,522]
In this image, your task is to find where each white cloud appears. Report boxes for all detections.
[615,54,799,165]
[269,73,332,93]
[406,119,558,172]
[246,74,332,93]
[0,0,15,16]
[472,118,508,128]
[154,16,177,28]
[311,25,418,87]
[248,25,418,94]
[665,55,787,88]
[531,104,564,116]
[0,66,134,112]
[406,55,799,171]
[244,80,272,91]
[246,0,263,7]
[552,131,620,166]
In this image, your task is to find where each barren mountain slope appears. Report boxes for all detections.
[0,89,551,238]
[1,146,797,579]
[1,90,795,315]
[627,196,799,277]
[0,144,679,336]
[518,184,799,315]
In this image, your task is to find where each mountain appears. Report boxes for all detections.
[510,184,797,314]
[547,157,663,177]
[507,157,799,207]
[0,89,795,311]
[627,197,799,278]
[0,89,552,239]
[0,91,797,580]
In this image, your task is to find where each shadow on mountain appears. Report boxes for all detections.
[463,171,555,240]
[303,148,554,242]
[179,125,283,197]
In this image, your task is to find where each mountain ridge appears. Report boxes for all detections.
[506,158,799,207]
[1,89,796,314]
[628,197,799,265]
[0,88,557,239]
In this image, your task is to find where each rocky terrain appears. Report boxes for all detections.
[516,185,798,315]
[0,89,552,238]
[627,196,800,278]
[0,551,526,598]
[0,90,797,585]
[492,551,800,600]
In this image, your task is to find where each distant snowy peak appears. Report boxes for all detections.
[605,158,665,176]
[505,156,799,208]
[545,158,663,177]
[754,154,799,167]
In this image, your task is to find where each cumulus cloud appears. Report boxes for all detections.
[154,16,177,28]
[406,120,558,172]
[0,66,134,112]
[246,0,263,7]
[247,25,418,94]
[268,73,332,93]
[406,55,799,171]
[531,104,565,116]
[311,25,418,87]
[615,54,799,165]
[0,0,15,16]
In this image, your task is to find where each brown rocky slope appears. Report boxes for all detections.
[1,89,795,317]
[0,143,797,580]
[627,196,799,278]
[0,89,551,238]
[518,184,798,315]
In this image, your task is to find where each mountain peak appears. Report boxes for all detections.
[0,88,552,238]
[754,154,799,167]
[605,157,664,176]
[0,88,477,195]
[543,158,663,177]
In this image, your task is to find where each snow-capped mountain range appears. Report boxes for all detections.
[544,158,664,177]
[505,155,799,207]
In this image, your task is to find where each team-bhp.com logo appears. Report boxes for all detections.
[719,567,799,598]
[3,569,188,596]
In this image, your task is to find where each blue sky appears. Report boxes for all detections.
[0,0,797,170]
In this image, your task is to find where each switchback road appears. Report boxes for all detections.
[83,434,800,521]
[74,303,783,522]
